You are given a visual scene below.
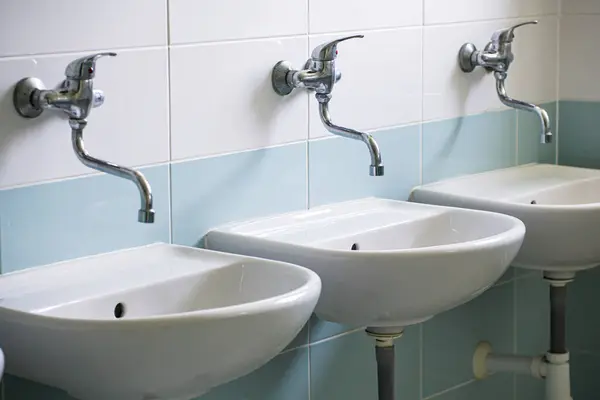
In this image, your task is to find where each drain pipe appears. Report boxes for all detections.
[545,272,572,400]
[471,272,574,400]
[366,327,403,400]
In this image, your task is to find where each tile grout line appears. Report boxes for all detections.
[305,19,311,211]
[419,3,425,397]
[166,0,174,245]
[0,14,565,61]
[515,107,520,165]
[0,44,168,60]
[419,1,425,188]
[306,8,311,400]
[419,323,424,400]
[422,378,477,399]
[309,327,365,347]
[513,278,518,400]
[555,10,561,166]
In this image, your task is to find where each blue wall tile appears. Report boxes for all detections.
[515,275,549,400]
[496,267,515,284]
[171,143,307,247]
[308,125,420,207]
[571,352,600,400]
[567,267,600,355]
[309,315,356,344]
[516,276,549,355]
[422,282,514,397]
[310,327,420,400]
[198,347,309,400]
[517,102,557,165]
[286,322,309,351]
[422,110,516,183]
[0,165,170,273]
[3,376,75,400]
[559,101,600,169]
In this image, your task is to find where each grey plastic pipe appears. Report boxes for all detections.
[375,345,395,400]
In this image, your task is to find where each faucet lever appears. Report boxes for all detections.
[491,20,538,46]
[310,35,364,62]
[65,52,117,80]
[458,20,537,73]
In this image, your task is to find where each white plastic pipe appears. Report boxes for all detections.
[487,354,542,376]
[545,352,572,400]
[473,342,545,380]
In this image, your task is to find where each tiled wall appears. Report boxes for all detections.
[0,1,560,399]
[558,0,600,398]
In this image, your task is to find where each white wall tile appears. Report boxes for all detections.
[562,0,600,15]
[510,16,558,104]
[0,1,167,57]
[309,29,422,139]
[423,20,510,121]
[424,0,558,25]
[309,0,422,33]
[0,49,169,188]
[560,15,600,101]
[170,38,309,160]
[169,0,308,44]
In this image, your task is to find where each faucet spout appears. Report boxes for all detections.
[495,74,552,144]
[317,97,384,176]
[69,119,155,223]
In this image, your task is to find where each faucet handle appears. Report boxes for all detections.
[65,52,117,80]
[311,35,364,62]
[491,20,538,46]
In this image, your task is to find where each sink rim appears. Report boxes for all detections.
[0,244,321,327]
[415,164,600,211]
[209,201,525,257]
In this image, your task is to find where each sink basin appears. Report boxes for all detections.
[206,198,524,328]
[0,243,320,400]
[411,163,600,272]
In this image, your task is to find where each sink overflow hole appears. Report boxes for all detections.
[114,303,125,319]
[531,200,537,204]
[351,243,360,251]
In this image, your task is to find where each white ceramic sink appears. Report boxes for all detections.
[207,198,524,328]
[0,243,320,400]
[411,163,600,272]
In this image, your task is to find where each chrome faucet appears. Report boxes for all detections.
[271,35,384,176]
[458,21,553,144]
[12,53,155,223]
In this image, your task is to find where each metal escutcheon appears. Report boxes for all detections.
[271,61,294,96]
[13,77,46,118]
[458,43,478,73]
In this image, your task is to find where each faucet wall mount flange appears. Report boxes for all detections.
[13,77,47,119]
[271,61,295,96]
[458,43,481,73]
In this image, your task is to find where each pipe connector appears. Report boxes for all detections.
[473,341,546,380]
[366,327,404,347]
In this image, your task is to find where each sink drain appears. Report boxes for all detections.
[531,200,537,204]
[351,243,360,251]
[114,303,126,319]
